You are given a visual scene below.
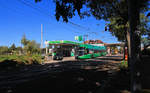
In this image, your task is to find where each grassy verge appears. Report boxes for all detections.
[142,89,150,93]
[96,61,130,93]
[0,54,43,70]
[0,54,43,64]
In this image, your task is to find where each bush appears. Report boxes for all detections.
[119,60,128,70]
[142,48,150,55]
[0,54,43,68]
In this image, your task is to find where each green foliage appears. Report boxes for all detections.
[43,0,149,22]
[21,35,41,55]
[0,44,23,55]
[25,40,41,54]
[35,0,41,2]
[0,54,42,65]
[107,13,150,42]
[0,35,42,69]
[142,37,150,47]
[10,43,16,51]
[42,0,149,42]
[21,34,29,47]
[0,46,10,55]
[35,0,150,43]
[119,60,128,70]
[0,54,43,71]
[16,46,23,55]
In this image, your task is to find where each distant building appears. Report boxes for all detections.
[84,40,104,44]
[84,40,104,46]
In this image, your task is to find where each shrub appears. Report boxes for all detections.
[119,60,128,70]
[0,54,43,68]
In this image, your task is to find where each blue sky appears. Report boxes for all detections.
[0,0,118,47]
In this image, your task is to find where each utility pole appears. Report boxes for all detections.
[45,40,48,55]
[85,35,88,41]
[41,24,43,49]
[83,35,88,44]
[84,35,88,41]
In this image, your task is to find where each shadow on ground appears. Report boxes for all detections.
[0,55,130,93]
[94,56,123,61]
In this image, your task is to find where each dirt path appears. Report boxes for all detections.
[0,55,123,93]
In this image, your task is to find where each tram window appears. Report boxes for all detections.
[78,48,84,56]
[78,51,84,56]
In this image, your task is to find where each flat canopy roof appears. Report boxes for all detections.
[48,40,79,45]
[48,40,106,50]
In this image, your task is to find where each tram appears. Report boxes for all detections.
[47,40,107,60]
[75,44,107,59]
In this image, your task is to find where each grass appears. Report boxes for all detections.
[142,89,150,93]
[0,54,44,71]
[0,54,43,69]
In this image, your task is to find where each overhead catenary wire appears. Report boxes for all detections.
[0,0,84,36]
[16,0,91,37]
[21,0,107,41]
[18,0,106,41]
[19,0,105,41]
[1,0,106,41]
[17,0,92,33]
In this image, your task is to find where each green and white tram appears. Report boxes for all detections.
[75,44,107,59]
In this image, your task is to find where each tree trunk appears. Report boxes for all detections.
[128,0,142,93]
[127,29,131,67]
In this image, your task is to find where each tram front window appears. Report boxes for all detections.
[77,48,84,56]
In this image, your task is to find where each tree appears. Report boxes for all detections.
[10,43,16,51]
[35,0,150,92]
[0,46,10,55]
[141,37,150,48]
[25,40,41,54]
[21,34,29,47]
[21,35,41,55]
[9,43,17,54]
[16,46,23,55]
[107,13,149,42]
[106,13,150,61]
[127,0,150,92]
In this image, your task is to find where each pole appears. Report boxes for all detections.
[45,41,48,55]
[86,35,88,41]
[41,24,43,49]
